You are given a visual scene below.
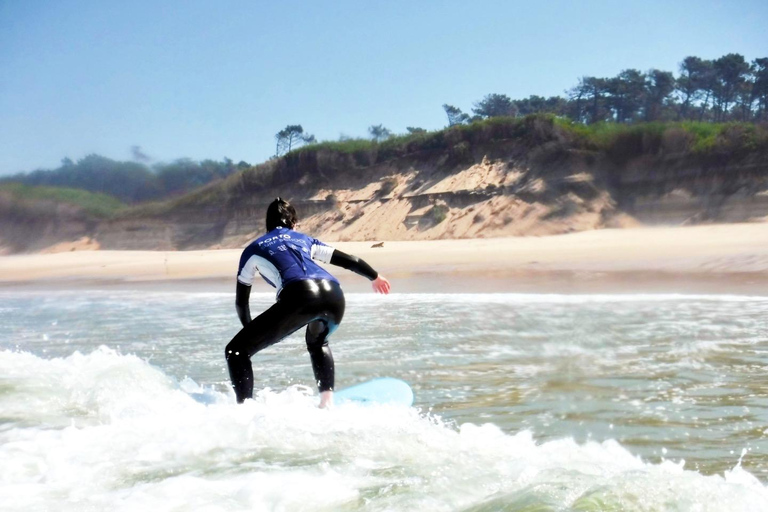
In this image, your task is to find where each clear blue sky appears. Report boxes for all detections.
[1,0,766,175]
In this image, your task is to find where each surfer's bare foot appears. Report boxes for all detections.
[319,390,334,409]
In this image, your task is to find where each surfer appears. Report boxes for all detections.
[225,197,391,407]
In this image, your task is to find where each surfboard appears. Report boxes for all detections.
[334,377,414,406]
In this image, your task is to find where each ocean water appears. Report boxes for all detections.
[1,290,767,511]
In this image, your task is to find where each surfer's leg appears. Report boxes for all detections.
[304,281,345,401]
[225,300,308,403]
[306,320,335,392]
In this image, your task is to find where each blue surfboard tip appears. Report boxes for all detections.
[335,377,414,407]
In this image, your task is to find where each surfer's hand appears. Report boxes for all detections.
[372,276,391,294]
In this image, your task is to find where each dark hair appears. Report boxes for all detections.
[266,197,297,231]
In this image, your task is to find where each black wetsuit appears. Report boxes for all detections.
[225,227,377,403]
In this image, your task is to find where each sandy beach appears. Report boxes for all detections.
[2,223,767,294]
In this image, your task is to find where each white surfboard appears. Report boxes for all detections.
[334,377,414,406]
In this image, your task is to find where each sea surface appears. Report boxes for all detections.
[1,290,767,511]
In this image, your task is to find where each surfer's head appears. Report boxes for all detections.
[266,197,297,231]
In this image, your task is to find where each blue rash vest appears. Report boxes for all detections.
[236,227,338,295]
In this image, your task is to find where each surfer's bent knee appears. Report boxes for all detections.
[225,341,246,361]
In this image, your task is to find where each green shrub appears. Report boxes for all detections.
[0,183,126,218]
[431,204,449,224]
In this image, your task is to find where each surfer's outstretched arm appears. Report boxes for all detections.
[329,250,377,279]
[328,250,391,294]
[235,281,252,327]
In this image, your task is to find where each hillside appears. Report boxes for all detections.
[3,116,768,253]
[0,184,125,253]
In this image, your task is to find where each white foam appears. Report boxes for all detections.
[1,349,766,511]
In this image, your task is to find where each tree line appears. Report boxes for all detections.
[443,53,767,126]
[273,124,405,156]
[279,53,766,154]
[1,154,247,203]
